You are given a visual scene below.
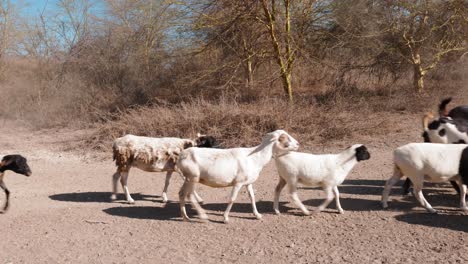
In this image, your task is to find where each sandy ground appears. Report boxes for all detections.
[0,117,467,264]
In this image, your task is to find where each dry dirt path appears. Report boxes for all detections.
[0,119,467,264]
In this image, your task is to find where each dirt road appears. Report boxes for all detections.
[0,119,467,264]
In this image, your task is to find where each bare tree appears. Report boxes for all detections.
[381,0,467,92]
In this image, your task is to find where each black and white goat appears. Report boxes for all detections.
[382,143,468,213]
[403,98,468,194]
[0,155,32,212]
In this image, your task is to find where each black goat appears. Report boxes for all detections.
[0,155,32,212]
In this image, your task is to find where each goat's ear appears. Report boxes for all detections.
[0,156,13,167]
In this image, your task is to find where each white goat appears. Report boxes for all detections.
[111,134,206,203]
[273,144,370,215]
[177,130,299,223]
[382,143,468,213]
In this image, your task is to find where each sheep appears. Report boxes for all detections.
[111,134,217,204]
[402,111,468,194]
[0,155,32,212]
[402,97,468,195]
[273,144,370,215]
[382,143,468,213]
[176,130,299,223]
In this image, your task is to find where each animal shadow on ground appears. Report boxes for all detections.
[331,179,458,196]
[300,179,387,196]
[102,201,286,223]
[49,192,161,203]
[103,203,185,221]
[395,212,468,232]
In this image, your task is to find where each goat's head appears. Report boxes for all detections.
[353,145,370,162]
[0,155,32,176]
[422,113,467,144]
[267,130,300,154]
[195,133,218,148]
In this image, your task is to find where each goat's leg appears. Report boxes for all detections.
[412,182,436,213]
[223,184,243,223]
[162,171,173,203]
[288,182,310,215]
[273,177,287,215]
[381,166,403,208]
[179,180,190,221]
[453,178,467,211]
[187,182,208,221]
[333,186,344,214]
[177,171,204,204]
[0,179,10,212]
[111,170,121,201]
[193,190,204,205]
[246,184,262,219]
[120,171,134,204]
[402,178,412,195]
[450,180,461,194]
[316,186,334,213]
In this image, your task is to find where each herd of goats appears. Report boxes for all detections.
[1,98,467,223]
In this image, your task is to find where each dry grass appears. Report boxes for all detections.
[0,57,466,152]
[87,89,426,150]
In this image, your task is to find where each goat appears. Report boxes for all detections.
[382,143,468,213]
[0,155,32,212]
[177,130,299,223]
[402,111,468,194]
[403,97,468,194]
[273,145,370,215]
[111,134,217,204]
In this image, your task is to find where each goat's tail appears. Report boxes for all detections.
[439,97,452,116]
[422,112,434,130]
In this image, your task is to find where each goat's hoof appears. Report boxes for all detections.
[338,209,344,214]
[162,198,168,203]
[198,200,205,205]
[182,217,192,222]
[110,194,117,201]
[223,218,230,224]
[427,209,437,214]
[127,199,135,204]
[303,210,311,216]
[461,207,468,212]
[255,213,263,220]
[274,210,281,215]
[381,202,388,209]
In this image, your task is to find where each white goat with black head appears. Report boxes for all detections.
[382,143,468,213]
[0,155,32,212]
[177,130,299,223]
[273,145,370,215]
[111,134,217,204]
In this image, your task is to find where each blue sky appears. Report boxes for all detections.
[15,0,105,18]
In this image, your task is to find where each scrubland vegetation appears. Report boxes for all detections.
[0,0,466,148]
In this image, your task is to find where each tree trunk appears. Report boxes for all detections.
[245,58,253,89]
[281,71,293,101]
[261,0,294,102]
[413,64,425,93]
